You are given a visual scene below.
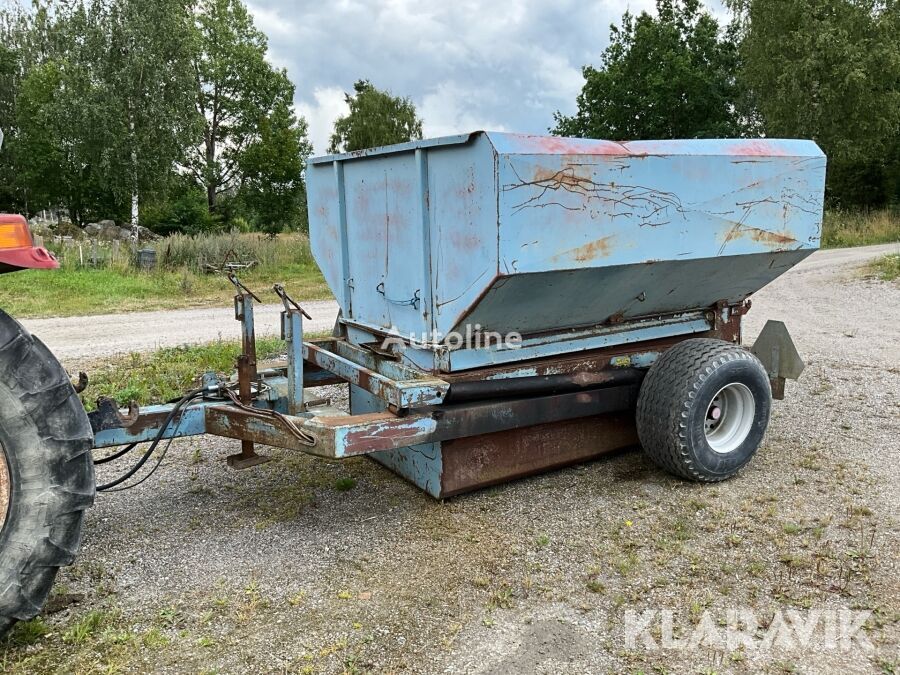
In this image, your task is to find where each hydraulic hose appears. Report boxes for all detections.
[93,443,138,465]
[96,388,203,492]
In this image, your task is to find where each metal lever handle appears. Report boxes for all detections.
[226,272,261,302]
[273,283,312,319]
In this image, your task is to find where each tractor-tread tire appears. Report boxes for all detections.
[0,309,94,637]
[635,338,770,482]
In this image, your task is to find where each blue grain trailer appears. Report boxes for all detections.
[0,131,824,633]
[304,131,823,494]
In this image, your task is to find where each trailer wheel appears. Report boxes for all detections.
[635,338,771,482]
[0,310,94,637]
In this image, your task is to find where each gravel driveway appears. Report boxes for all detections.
[21,298,340,365]
[19,244,897,364]
[4,243,899,674]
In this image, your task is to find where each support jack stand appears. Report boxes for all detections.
[227,443,271,469]
[226,274,271,469]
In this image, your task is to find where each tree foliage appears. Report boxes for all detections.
[189,0,303,218]
[554,0,747,140]
[328,80,423,154]
[5,3,121,222]
[2,0,895,228]
[0,0,313,231]
[0,37,21,210]
[1,1,197,224]
[105,0,199,220]
[729,0,900,206]
[238,101,313,233]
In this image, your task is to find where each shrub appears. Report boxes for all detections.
[153,231,314,273]
[141,180,214,235]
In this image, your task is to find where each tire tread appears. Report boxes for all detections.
[636,338,766,482]
[0,310,93,630]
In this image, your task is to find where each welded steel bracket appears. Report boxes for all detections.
[751,320,805,400]
[274,283,308,415]
[88,397,140,433]
[303,339,449,409]
[204,384,639,459]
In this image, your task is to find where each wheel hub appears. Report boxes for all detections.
[704,383,755,454]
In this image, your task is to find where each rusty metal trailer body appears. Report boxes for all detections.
[307,132,824,371]
[91,131,825,498]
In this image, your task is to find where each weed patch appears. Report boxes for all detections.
[822,209,899,248]
[869,253,900,281]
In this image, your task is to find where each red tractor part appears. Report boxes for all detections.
[0,214,59,274]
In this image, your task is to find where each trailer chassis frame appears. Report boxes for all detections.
[88,282,776,495]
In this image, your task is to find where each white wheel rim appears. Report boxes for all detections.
[704,383,755,454]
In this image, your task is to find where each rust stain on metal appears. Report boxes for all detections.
[720,223,798,251]
[311,411,398,428]
[344,420,430,446]
[502,162,683,226]
[725,140,790,156]
[126,409,175,434]
[749,228,797,246]
[448,230,483,253]
[206,407,315,455]
[552,235,616,263]
[438,413,638,498]
[528,135,632,155]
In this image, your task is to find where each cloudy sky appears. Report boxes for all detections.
[247,0,728,154]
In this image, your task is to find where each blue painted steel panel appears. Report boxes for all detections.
[309,133,475,165]
[350,385,444,497]
[307,132,826,373]
[282,310,304,414]
[497,150,824,273]
[338,311,712,373]
[343,152,424,330]
[462,250,810,336]
[443,312,713,371]
[424,135,497,341]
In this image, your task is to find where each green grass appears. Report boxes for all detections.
[333,477,357,492]
[63,610,108,645]
[869,253,900,281]
[2,618,49,647]
[3,211,895,320]
[0,262,329,319]
[822,208,900,248]
[0,232,331,319]
[82,338,286,409]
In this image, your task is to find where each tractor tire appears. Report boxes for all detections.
[0,309,94,637]
[635,338,771,482]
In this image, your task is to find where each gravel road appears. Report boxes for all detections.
[4,243,899,674]
[21,298,340,364]
[20,243,897,365]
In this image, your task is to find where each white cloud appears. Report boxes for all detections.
[249,0,733,154]
[246,2,294,37]
[294,87,350,154]
[420,82,509,137]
